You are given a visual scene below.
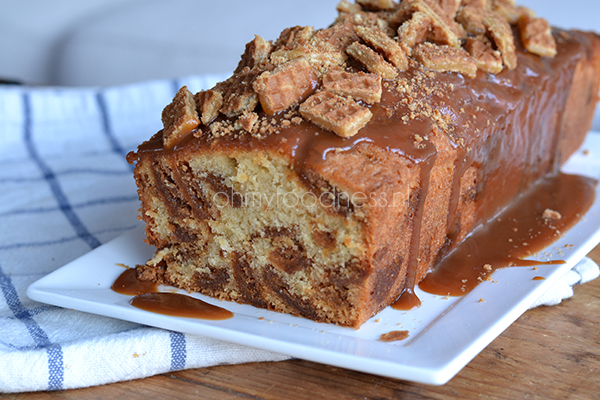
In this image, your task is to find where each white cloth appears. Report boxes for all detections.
[0,77,597,393]
[0,75,289,394]
[528,257,600,309]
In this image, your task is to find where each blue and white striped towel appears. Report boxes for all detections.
[0,77,598,393]
[0,75,290,393]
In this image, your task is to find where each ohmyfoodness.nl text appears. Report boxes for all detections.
[212,190,404,209]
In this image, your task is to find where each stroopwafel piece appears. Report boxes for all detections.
[161,86,200,150]
[322,69,382,104]
[299,91,372,138]
[253,58,318,115]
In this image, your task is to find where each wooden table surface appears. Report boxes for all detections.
[4,245,599,399]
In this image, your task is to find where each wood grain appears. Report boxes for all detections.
[3,244,599,400]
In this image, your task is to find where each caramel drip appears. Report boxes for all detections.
[111,268,157,296]
[396,152,436,311]
[130,292,233,320]
[391,290,421,311]
[419,173,596,296]
[445,147,471,240]
[112,269,233,320]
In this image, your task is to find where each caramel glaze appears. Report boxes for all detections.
[112,268,157,295]
[131,30,597,307]
[130,292,233,320]
[112,269,233,320]
[418,172,596,297]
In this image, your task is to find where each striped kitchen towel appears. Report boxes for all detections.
[0,77,598,393]
[0,76,289,393]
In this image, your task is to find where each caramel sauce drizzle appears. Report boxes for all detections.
[130,292,233,320]
[112,269,233,320]
[418,173,596,297]
[111,268,157,296]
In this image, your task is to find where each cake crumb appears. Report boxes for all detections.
[543,208,562,221]
[379,330,409,342]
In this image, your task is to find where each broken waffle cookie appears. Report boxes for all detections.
[300,90,373,137]
[128,0,600,327]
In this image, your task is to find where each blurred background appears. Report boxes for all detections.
[1,0,600,88]
[0,0,338,87]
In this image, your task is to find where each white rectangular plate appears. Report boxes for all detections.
[28,132,600,385]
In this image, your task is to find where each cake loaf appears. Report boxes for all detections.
[128,0,600,327]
